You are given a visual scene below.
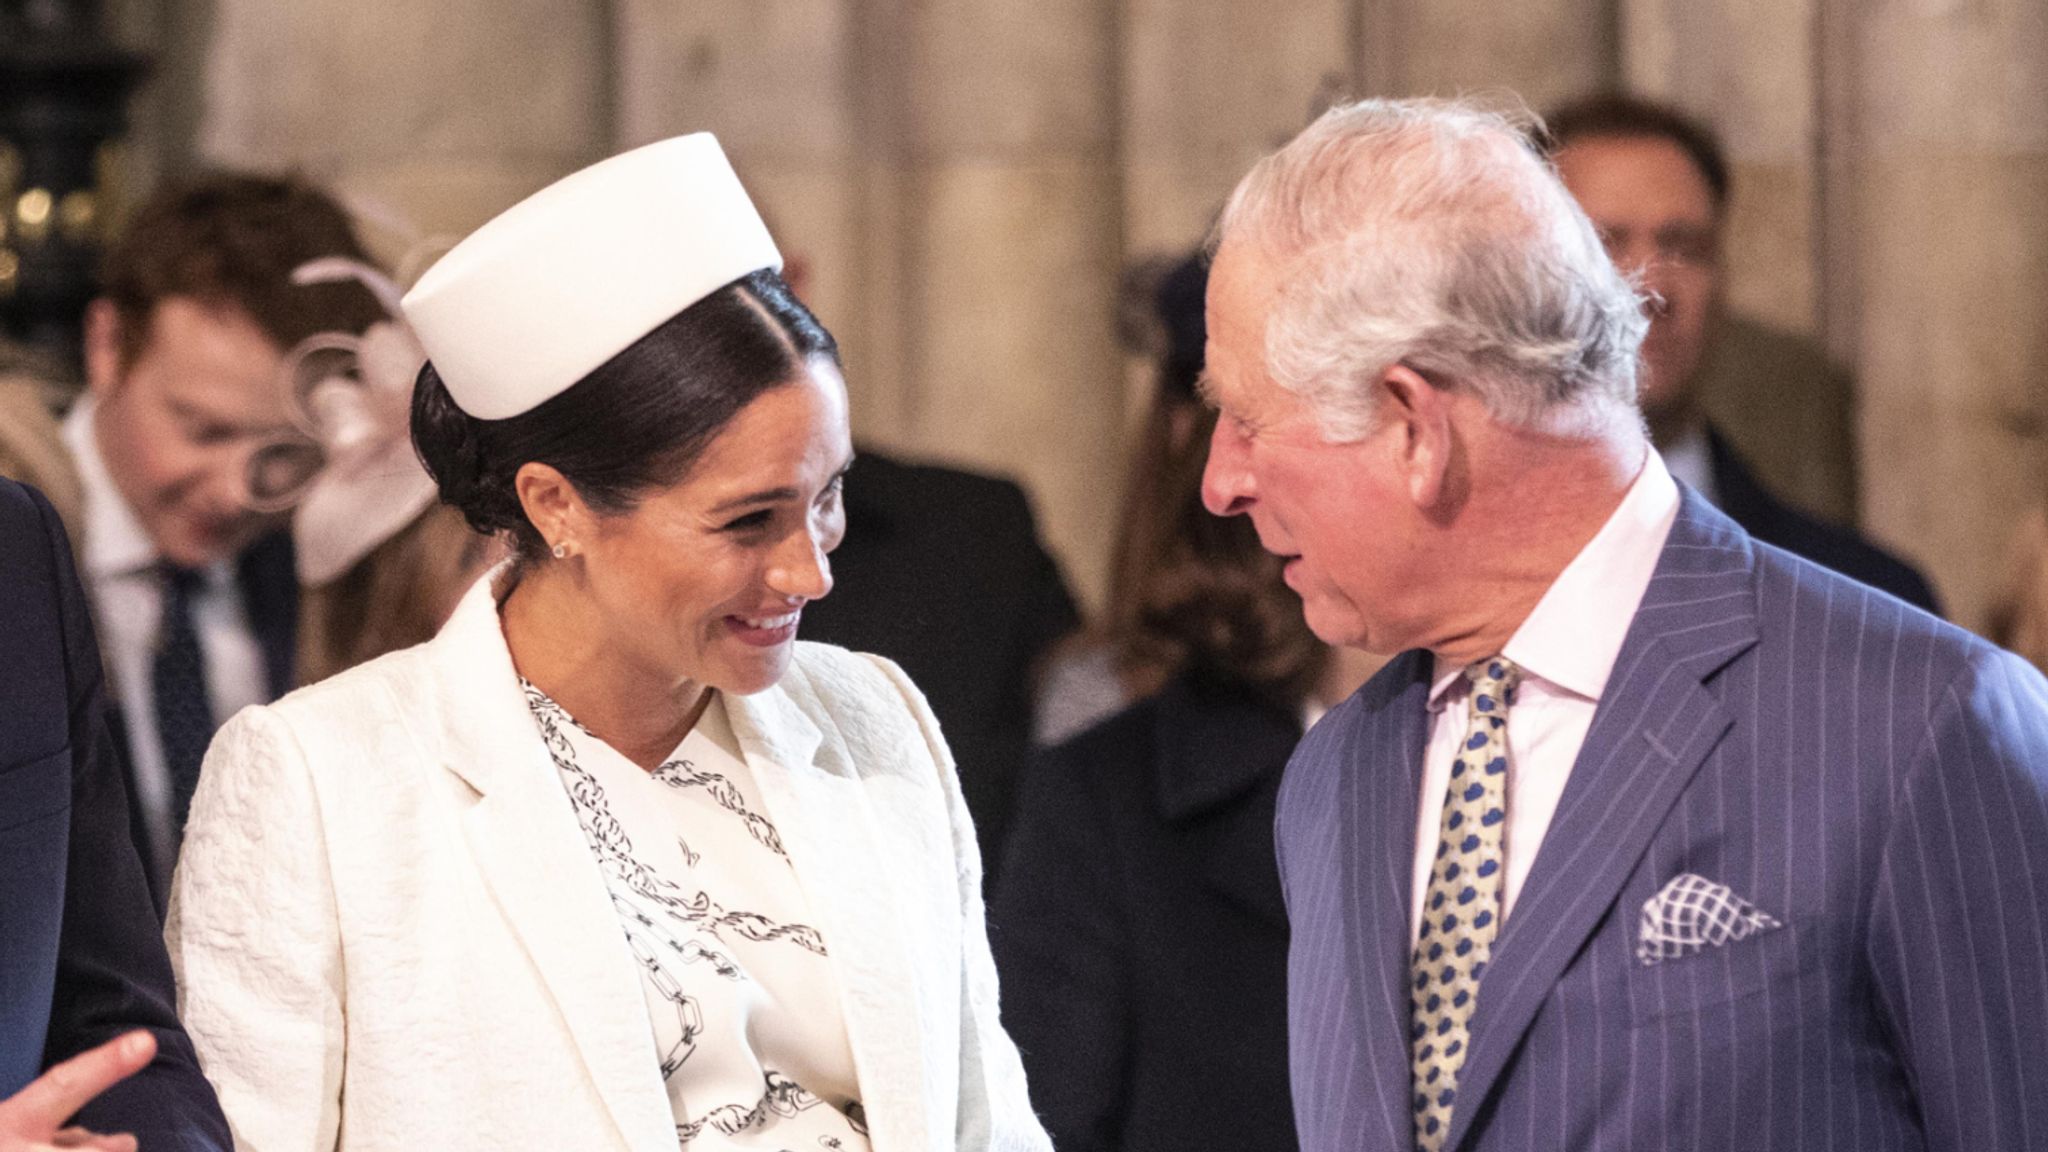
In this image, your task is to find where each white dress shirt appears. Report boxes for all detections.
[63,399,269,877]
[527,685,871,1149]
[1409,449,1680,943]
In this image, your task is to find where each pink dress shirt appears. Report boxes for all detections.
[1409,449,1680,943]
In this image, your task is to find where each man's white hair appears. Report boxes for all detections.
[1213,96,1649,442]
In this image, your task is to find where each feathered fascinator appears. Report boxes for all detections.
[246,257,440,586]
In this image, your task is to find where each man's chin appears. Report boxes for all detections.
[153,522,259,570]
[1302,602,1371,651]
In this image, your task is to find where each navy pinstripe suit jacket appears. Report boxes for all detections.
[1280,488,2048,1152]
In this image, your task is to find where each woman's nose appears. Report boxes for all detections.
[768,527,833,601]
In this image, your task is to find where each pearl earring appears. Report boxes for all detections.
[551,543,568,559]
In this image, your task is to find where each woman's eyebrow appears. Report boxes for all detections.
[709,458,855,515]
[710,487,798,514]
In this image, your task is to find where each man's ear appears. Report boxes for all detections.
[1376,362,1457,512]
[513,461,589,555]
[82,298,127,398]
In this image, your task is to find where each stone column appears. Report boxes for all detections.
[1114,0,1352,448]
[1846,0,2048,630]
[610,0,864,421]
[1356,0,1614,111]
[876,0,1126,610]
[1622,0,1821,335]
[194,0,612,263]
[1119,0,1352,258]
[1620,0,1866,524]
[614,0,1124,611]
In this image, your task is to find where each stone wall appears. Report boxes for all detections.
[121,0,2048,627]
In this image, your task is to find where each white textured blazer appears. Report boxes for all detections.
[166,576,1051,1152]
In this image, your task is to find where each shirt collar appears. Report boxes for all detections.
[1429,447,1681,708]
[64,397,159,579]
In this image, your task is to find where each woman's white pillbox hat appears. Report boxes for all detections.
[400,133,781,420]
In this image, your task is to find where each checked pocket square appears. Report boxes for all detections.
[1636,873,1782,966]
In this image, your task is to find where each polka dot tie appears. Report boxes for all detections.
[1410,656,1520,1152]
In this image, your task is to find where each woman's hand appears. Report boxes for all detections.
[0,1031,154,1151]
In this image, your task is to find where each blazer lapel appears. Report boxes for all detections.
[723,676,933,1152]
[1341,652,1434,1152]
[420,578,677,1152]
[1445,492,1760,1152]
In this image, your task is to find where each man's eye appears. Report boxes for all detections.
[191,424,238,445]
[722,509,773,532]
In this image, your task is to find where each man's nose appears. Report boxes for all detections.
[1201,421,1255,517]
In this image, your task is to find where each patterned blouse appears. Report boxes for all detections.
[523,681,872,1151]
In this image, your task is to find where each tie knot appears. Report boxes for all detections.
[1464,656,1521,709]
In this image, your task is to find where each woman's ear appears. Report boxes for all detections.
[513,462,587,555]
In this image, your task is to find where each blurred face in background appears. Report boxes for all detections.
[1553,133,1723,437]
[86,296,297,568]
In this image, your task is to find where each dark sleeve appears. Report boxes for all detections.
[991,739,1130,1152]
[31,487,231,1149]
[1866,645,2048,1152]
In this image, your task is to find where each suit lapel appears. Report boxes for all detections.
[723,671,933,1152]
[1342,652,1433,1151]
[421,578,676,1152]
[1445,492,1759,1152]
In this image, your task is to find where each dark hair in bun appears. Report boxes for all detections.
[411,267,837,561]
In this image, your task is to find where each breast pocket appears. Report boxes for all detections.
[1628,920,1822,1030]
[0,747,71,833]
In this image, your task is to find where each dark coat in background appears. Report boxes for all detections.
[1708,427,1941,615]
[802,449,1078,880]
[993,672,1301,1152]
[0,478,230,1149]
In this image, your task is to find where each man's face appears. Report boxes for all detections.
[1199,240,1421,653]
[1553,134,1722,424]
[87,297,296,568]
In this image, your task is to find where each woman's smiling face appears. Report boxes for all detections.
[574,357,853,695]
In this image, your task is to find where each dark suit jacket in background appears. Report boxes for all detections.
[1709,427,1941,615]
[993,673,1299,1152]
[802,449,1078,880]
[1279,489,2048,1151]
[0,478,230,1149]
[1696,314,1859,526]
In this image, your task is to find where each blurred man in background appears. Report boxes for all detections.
[1544,92,1940,613]
[64,173,383,904]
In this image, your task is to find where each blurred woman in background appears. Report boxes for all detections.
[247,256,503,683]
[995,251,1377,1152]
